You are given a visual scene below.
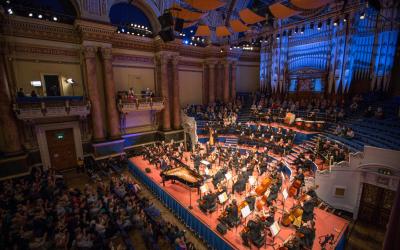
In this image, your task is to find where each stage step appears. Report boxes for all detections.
[225,137,238,146]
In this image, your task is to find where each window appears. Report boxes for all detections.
[334,186,346,197]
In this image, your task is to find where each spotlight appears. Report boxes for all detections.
[220,49,223,53]
[121,28,125,32]
[276,34,280,40]
[301,26,305,34]
[117,31,120,34]
[334,19,339,26]
[38,14,43,19]
[184,40,189,45]
[294,27,298,33]
[360,12,365,20]
[190,30,194,33]
[53,16,58,21]
[131,23,133,27]
[343,15,348,22]
[317,22,322,30]
[134,24,137,27]
[29,13,33,17]
[141,25,144,29]
[7,8,13,15]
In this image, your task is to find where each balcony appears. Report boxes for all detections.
[118,97,165,113]
[14,96,91,121]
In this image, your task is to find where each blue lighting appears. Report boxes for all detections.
[184,40,189,45]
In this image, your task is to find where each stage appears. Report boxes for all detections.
[128,155,348,250]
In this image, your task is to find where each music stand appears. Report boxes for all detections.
[266,221,280,248]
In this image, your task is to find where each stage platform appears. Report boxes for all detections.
[129,155,348,250]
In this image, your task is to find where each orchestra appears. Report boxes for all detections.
[140,120,324,249]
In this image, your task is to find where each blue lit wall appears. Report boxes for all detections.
[260,5,399,94]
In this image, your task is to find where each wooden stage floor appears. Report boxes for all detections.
[129,154,348,250]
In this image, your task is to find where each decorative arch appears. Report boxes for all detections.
[108,0,161,33]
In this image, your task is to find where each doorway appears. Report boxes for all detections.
[358,183,395,228]
[46,128,76,171]
[43,74,61,96]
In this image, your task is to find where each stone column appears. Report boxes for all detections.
[0,52,22,155]
[223,61,230,103]
[208,61,216,104]
[383,181,400,250]
[231,61,237,101]
[100,47,120,139]
[156,54,171,131]
[202,63,209,104]
[83,46,105,141]
[171,56,181,130]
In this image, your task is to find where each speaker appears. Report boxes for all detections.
[159,27,175,42]
[216,223,228,235]
[158,12,174,28]
[174,18,184,33]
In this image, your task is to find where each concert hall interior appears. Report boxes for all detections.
[1,0,400,250]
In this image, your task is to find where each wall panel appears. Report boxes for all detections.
[179,70,203,106]
[113,66,155,94]
[236,65,260,93]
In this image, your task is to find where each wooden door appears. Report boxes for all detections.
[46,128,76,171]
[358,183,395,228]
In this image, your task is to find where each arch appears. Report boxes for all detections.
[69,0,82,18]
[108,0,161,33]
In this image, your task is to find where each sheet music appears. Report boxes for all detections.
[241,205,251,218]
[225,172,232,181]
[270,221,280,237]
[200,160,210,166]
[282,188,288,200]
[248,176,256,186]
[218,192,228,203]
[200,184,208,194]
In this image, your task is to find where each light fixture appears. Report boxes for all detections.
[360,12,365,20]
[276,34,280,40]
[66,78,75,84]
[29,13,33,17]
[317,22,322,30]
[53,16,58,21]
[8,8,13,15]
[121,28,125,32]
[30,80,42,87]
[343,15,348,22]
[38,14,43,19]
[294,27,298,33]
[220,48,224,53]
[333,19,338,26]
[190,30,194,33]
[301,26,305,34]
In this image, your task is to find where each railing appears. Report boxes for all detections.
[118,97,164,113]
[13,96,90,120]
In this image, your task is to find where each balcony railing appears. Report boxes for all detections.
[13,96,91,120]
[118,97,164,113]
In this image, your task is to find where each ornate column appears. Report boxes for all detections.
[172,56,181,130]
[208,61,216,104]
[83,46,105,141]
[156,54,171,131]
[383,181,400,250]
[202,63,209,104]
[100,47,120,139]
[0,50,22,155]
[223,60,230,103]
[231,61,237,101]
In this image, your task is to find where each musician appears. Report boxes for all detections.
[160,156,169,170]
[199,191,217,214]
[294,169,305,197]
[301,189,317,222]
[241,219,265,247]
[212,167,227,189]
[267,183,279,205]
[232,173,246,194]
[296,221,316,249]
[193,152,201,173]
[221,199,239,227]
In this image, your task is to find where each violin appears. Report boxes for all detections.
[288,179,302,197]
[281,205,303,227]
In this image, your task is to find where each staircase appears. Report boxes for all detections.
[225,137,239,147]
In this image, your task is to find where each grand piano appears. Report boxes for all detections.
[160,157,203,194]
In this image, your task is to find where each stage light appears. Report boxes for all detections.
[360,12,365,20]
[121,28,125,32]
[134,24,137,27]
[130,23,133,27]
[184,40,189,45]
[29,13,33,17]
[38,14,43,19]
[294,27,298,33]
[117,31,120,33]
[276,34,280,40]
[333,19,338,26]
[301,27,305,34]
[343,15,348,22]
[317,22,322,30]
[220,48,224,53]
[53,16,58,21]
[190,30,194,33]
[127,31,130,34]
[7,8,13,15]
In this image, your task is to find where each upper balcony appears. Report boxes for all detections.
[117,96,165,113]
[13,96,90,121]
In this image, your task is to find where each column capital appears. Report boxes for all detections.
[205,59,217,67]
[82,46,97,59]
[100,47,113,60]
[155,53,170,65]
[171,56,180,66]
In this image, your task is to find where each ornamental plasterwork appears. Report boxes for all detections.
[112,54,154,64]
